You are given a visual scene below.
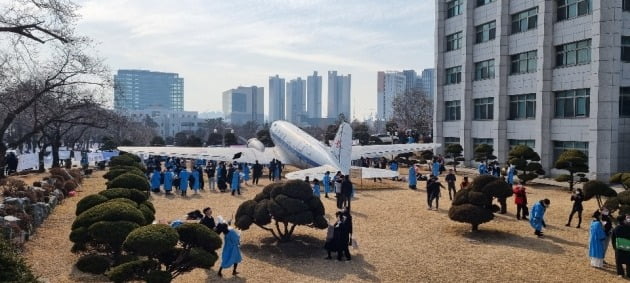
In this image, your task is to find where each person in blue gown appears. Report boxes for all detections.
[312,179,321,197]
[192,168,200,193]
[164,168,173,195]
[323,171,331,198]
[179,169,189,196]
[231,168,241,195]
[150,168,161,193]
[432,160,440,177]
[242,164,250,185]
[589,211,607,268]
[216,222,242,277]
[408,165,417,190]
[478,162,487,175]
[507,164,515,185]
[530,199,550,237]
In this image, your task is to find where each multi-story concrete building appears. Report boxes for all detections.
[114,69,184,111]
[286,77,307,124]
[327,71,352,120]
[377,71,407,120]
[434,0,630,180]
[419,68,435,100]
[222,86,264,125]
[307,71,323,119]
[269,75,286,122]
[402,70,418,93]
[120,108,203,138]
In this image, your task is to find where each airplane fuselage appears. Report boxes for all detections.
[269,121,340,170]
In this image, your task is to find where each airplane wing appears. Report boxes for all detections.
[117,146,283,164]
[285,165,339,180]
[351,166,399,179]
[351,143,441,160]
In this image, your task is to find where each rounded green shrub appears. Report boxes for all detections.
[106,198,139,207]
[145,270,172,283]
[138,204,155,224]
[176,223,222,253]
[141,201,156,213]
[108,173,150,191]
[448,175,512,231]
[99,188,148,203]
[76,254,111,274]
[76,194,109,216]
[88,221,140,249]
[104,168,145,181]
[69,226,89,244]
[106,259,159,283]
[187,247,218,269]
[0,239,38,283]
[72,201,146,230]
[109,154,140,167]
[123,224,179,257]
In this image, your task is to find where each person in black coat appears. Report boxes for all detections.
[199,207,216,231]
[252,160,263,185]
[566,188,584,228]
[226,164,235,190]
[613,215,630,277]
[333,211,351,261]
[340,175,353,211]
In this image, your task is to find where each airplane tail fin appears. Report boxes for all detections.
[330,122,352,175]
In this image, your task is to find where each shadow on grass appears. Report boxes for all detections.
[461,229,566,255]
[240,235,379,282]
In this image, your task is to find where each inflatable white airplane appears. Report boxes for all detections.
[118,120,440,180]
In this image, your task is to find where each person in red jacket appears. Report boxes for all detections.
[513,182,528,220]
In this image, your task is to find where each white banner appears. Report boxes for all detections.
[17,153,39,172]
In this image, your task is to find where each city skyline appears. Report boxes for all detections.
[75,0,435,120]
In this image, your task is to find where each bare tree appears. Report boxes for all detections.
[0,0,77,44]
[390,88,433,136]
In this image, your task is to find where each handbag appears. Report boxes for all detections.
[617,237,630,252]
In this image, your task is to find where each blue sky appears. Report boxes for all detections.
[77,0,435,120]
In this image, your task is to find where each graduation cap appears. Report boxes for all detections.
[232,152,243,160]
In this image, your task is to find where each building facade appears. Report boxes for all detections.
[286,77,307,124]
[222,86,264,125]
[327,71,352,120]
[114,69,184,111]
[419,68,435,100]
[269,75,286,122]
[377,71,407,120]
[402,70,418,93]
[119,108,202,138]
[434,0,630,180]
[307,71,323,119]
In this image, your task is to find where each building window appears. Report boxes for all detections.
[511,50,537,75]
[447,0,464,18]
[621,87,630,117]
[446,32,463,51]
[554,89,590,118]
[556,39,591,67]
[553,141,588,161]
[473,97,494,120]
[444,137,461,146]
[509,94,536,120]
[625,0,630,11]
[476,21,496,43]
[477,0,495,7]
[512,7,538,34]
[473,138,494,148]
[445,100,461,121]
[474,59,495,81]
[557,0,591,21]
[509,139,536,150]
[445,66,462,85]
[622,36,630,62]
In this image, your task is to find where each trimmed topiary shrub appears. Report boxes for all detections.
[176,223,222,253]
[107,173,150,191]
[104,168,145,181]
[72,202,146,230]
[508,145,544,184]
[235,180,328,242]
[124,224,179,257]
[145,270,172,283]
[76,254,111,274]
[583,180,617,209]
[448,175,511,231]
[554,149,589,191]
[99,188,148,204]
[76,194,109,215]
[0,239,38,283]
[106,259,159,283]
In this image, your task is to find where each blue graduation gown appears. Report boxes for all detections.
[179,170,189,191]
[221,230,242,268]
[409,167,417,186]
[589,220,607,258]
[313,184,321,197]
[432,162,440,176]
[243,165,250,181]
[164,171,173,191]
[478,163,487,175]
[192,170,200,191]
[507,167,515,184]
[390,162,398,172]
[150,170,161,190]
[323,175,331,193]
[231,171,240,191]
[274,167,280,179]
[529,202,546,231]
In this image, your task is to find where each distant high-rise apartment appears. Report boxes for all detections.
[307,71,323,118]
[327,71,351,120]
[114,69,184,111]
[269,75,286,122]
[377,71,407,120]
[286,77,307,124]
[402,70,417,93]
[419,68,435,100]
[222,86,264,125]
[434,0,630,180]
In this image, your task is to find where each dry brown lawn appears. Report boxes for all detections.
[20,168,626,282]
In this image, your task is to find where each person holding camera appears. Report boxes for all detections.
[566,188,584,228]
